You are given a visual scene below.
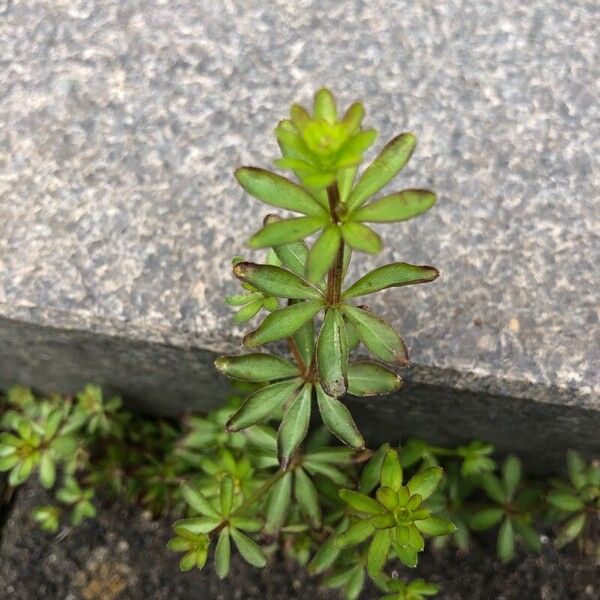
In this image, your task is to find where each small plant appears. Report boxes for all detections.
[1,386,598,597]
[1,90,597,597]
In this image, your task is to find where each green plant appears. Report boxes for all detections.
[173,88,445,595]
[2,89,597,598]
[1,385,598,597]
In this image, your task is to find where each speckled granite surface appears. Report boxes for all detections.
[0,2,599,421]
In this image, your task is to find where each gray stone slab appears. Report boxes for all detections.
[0,1,599,461]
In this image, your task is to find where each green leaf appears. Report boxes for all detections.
[175,517,221,534]
[214,529,231,579]
[294,467,322,529]
[415,516,457,536]
[343,263,439,300]
[514,520,542,552]
[235,167,326,217]
[278,384,312,468]
[347,361,402,396]
[479,473,507,504]
[229,516,262,532]
[407,467,443,500]
[556,513,586,548]
[359,443,390,494]
[316,385,364,449]
[226,379,302,431]
[308,517,348,574]
[367,529,392,579]
[342,305,409,365]
[350,189,436,222]
[546,491,585,513]
[229,528,267,568]
[470,507,505,530]
[502,455,521,500]
[345,566,366,600]
[248,216,327,249]
[497,517,515,562]
[394,542,418,568]
[264,472,293,534]
[233,299,263,324]
[39,452,56,489]
[347,133,416,211]
[243,300,324,347]
[306,225,342,283]
[181,483,220,519]
[341,222,382,254]
[339,489,384,515]
[233,262,322,300]
[338,166,357,203]
[215,353,298,382]
[335,519,375,548]
[380,449,403,490]
[317,309,348,397]
[8,457,34,487]
[269,232,310,277]
[220,476,234,517]
[313,88,337,123]
[566,449,587,490]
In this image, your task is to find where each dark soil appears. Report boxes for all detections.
[0,483,597,600]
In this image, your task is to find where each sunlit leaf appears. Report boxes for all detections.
[316,385,364,449]
[347,361,402,396]
[215,353,298,382]
[317,309,348,397]
[350,189,435,222]
[248,216,327,249]
[341,222,382,254]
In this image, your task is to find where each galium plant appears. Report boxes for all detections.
[2,90,597,597]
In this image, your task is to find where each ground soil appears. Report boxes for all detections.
[0,483,597,600]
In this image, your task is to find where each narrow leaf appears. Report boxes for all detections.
[215,354,298,382]
[220,476,234,517]
[234,262,322,300]
[367,529,392,579]
[306,225,342,283]
[235,167,326,216]
[407,467,443,500]
[380,449,403,490]
[317,309,348,397]
[316,385,364,449]
[243,300,323,347]
[226,379,302,431]
[343,263,439,300]
[308,517,348,574]
[264,472,293,534]
[347,361,402,396]
[294,467,322,529]
[342,305,409,365]
[248,216,326,249]
[278,384,312,468]
[502,455,521,500]
[347,133,416,211]
[291,309,315,365]
[359,443,391,494]
[335,519,375,548]
[415,516,457,536]
[230,528,267,568]
[470,508,505,530]
[350,189,436,222]
[214,529,231,579]
[497,517,515,562]
[546,491,585,513]
[339,489,384,515]
[181,483,220,518]
[313,88,337,123]
[341,222,382,254]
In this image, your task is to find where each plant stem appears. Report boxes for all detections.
[288,336,307,375]
[325,182,345,306]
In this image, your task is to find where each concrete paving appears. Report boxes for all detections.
[0,1,598,464]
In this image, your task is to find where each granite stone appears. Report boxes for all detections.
[0,1,598,463]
